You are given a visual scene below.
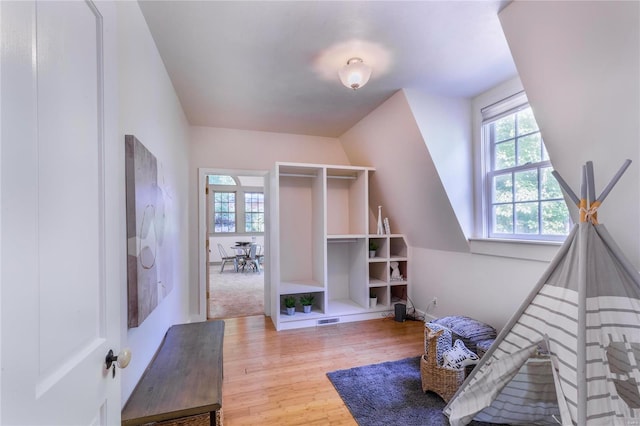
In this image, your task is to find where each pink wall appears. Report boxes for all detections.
[188,126,351,316]
[340,90,469,253]
[190,126,349,170]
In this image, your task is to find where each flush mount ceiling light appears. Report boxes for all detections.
[338,57,372,90]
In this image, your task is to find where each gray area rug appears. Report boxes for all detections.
[327,356,494,426]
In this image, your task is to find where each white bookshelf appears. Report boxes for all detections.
[270,162,409,330]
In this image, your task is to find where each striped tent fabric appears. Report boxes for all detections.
[444,216,640,424]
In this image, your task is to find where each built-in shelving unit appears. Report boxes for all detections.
[369,234,409,309]
[270,162,409,330]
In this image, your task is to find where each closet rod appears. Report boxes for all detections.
[279,173,357,180]
[327,175,357,180]
[280,173,316,178]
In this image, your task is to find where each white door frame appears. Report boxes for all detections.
[197,168,270,319]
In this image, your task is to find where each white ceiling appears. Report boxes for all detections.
[139,0,517,138]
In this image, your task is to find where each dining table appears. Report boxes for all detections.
[230,243,257,272]
[231,242,253,257]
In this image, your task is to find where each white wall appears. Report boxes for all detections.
[117,2,191,404]
[340,87,562,330]
[188,126,350,316]
[412,246,549,329]
[500,0,640,268]
[404,90,474,238]
[340,90,470,252]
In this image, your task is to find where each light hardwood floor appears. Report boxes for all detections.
[221,315,425,425]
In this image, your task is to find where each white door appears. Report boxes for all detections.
[1,1,122,424]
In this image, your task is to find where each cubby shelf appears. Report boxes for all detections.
[270,162,409,331]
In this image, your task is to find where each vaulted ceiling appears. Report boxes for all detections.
[139,0,517,137]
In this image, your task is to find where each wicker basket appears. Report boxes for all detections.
[420,326,466,402]
[156,410,222,426]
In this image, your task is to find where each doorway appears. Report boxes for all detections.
[198,168,270,320]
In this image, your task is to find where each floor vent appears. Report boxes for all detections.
[317,318,340,325]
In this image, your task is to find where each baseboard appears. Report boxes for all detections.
[415,308,437,322]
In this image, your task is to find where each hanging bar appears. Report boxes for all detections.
[327,175,357,180]
[596,159,632,203]
[279,173,316,178]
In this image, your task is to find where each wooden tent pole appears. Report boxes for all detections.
[580,166,587,223]
[586,161,596,206]
[596,159,632,203]
[551,170,579,206]
[577,221,588,426]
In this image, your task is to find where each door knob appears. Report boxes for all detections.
[105,348,131,378]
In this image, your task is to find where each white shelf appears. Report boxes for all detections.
[389,256,408,261]
[280,280,324,295]
[325,299,366,316]
[272,163,408,331]
[279,309,325,322]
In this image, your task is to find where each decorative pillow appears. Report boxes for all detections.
[425,323,452,366]
[430,316,497,353]
[442,339,480,370]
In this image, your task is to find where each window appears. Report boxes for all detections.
[208,174,264,235]
[208,175,235,186]
[482,93,570,240]
[244,192,264,232]
[214,191,236,232]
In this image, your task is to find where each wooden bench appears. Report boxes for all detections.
[121,320,225,426]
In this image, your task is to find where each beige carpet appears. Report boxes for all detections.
[208,265,264,319]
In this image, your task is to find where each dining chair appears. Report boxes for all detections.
[217,243,239,272]
[243,243,261,273]
[256,244,265,266]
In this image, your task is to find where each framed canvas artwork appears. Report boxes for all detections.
[125,135,173,328]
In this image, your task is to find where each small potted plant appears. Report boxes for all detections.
[284,295,296,316]
[369,240,379,258]
[369,290,378,308]
[299,294,315,313]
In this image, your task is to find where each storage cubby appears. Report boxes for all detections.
[390,285,408,305]
[279,291,325,319]
[326,168,367,236]
[389,236,408,259]
[368,236,387,259]
[327,239,367,309]
[369,286,388,308]
[368,262,388,285]
[390,260,408,284]
[277,165,325,288]
[271,162,409,330]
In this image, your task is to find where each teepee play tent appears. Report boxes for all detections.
[444,160,640,425]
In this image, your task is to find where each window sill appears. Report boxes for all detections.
[468,237,563,262]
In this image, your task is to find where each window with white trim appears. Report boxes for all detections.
[209,174,264,235]
[244,192,264,232]
[482,92,571,240]
[213,191,236,233]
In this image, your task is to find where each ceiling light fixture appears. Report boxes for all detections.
[338,57,372,91]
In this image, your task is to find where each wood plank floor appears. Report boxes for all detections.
[221,315,425,425]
